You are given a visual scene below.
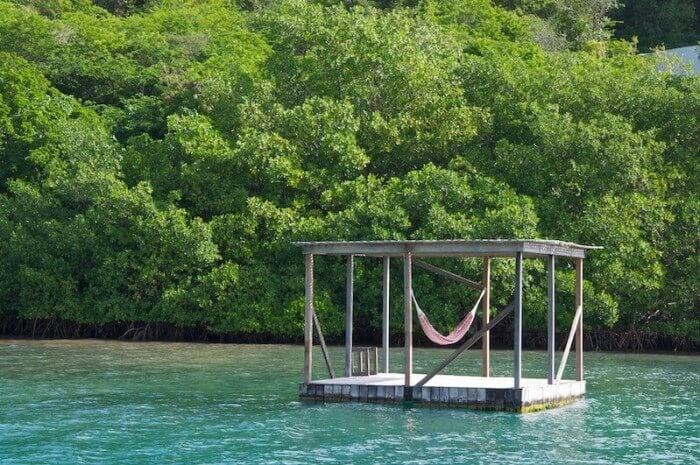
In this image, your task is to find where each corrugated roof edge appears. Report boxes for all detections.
[291,239,602,258]
[292,239,602,249]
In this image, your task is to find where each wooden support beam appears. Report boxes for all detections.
[547,255,555,385]
[575,258,584,381]
[345,255,354,377]
[382,256,390,374]
[304,254,314,384]
[415,299,515,388]
[313,311,335,378]
[514,252,523,389]
[404,251,413,388]
[556,302,582,382]
[413,259,483,290]
[482,257,491,378]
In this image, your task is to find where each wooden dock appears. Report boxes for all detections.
[300,374,585,413]
[294,240,599,413]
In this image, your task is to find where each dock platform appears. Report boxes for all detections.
[295,240,598,413]
[300,374,585,412]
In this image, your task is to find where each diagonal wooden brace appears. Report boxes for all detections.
[414,259,484,291]
[313,311,335,379]
[556,304,582,382]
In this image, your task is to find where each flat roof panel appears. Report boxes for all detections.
[292,239,600,258]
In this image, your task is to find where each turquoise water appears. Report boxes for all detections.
[0,340,698,464]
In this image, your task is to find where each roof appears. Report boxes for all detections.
[292,239,601,259]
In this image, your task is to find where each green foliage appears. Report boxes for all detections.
[0,53,221,326]
[0,0,269,141]
[0,0,697,344]
[254,1,485,175]
[93,0,150,16]
[123,113,247,218]
[419,0,531,43]
[611,0,700,50]
[494,0,621,48]
[235,94,368,206]
[321,163,539,240]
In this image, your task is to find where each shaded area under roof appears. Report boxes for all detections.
[293,239,601,259]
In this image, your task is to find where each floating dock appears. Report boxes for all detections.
[293,240,599,413]
[300,374,585,413]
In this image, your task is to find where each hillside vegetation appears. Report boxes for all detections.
[0,0,697,349]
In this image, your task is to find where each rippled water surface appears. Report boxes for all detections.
[0,340,698,464]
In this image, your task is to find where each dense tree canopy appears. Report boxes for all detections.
[611,0,699,50]
[0,0,697,348]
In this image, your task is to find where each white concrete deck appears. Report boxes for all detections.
[314,373,571,388]
[300,373,586,412]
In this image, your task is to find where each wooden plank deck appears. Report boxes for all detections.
[300,374,585,413]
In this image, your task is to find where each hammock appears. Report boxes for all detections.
[411,288,486,345]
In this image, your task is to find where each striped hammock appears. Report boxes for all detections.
[411,288,486,345]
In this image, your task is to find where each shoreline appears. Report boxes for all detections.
[1,317,697,353]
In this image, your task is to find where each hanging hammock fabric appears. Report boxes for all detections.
[411,288,486,345]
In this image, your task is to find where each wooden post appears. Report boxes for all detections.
[575,258,584,381]
[345,255,354,377]
[382,256,390,373]
[514,252,523,389]
[482,257,491,378]
[304,254,314,384]
[403,251,413,388]
[547,255,555,385]
[373,347,379,375]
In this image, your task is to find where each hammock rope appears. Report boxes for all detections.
[411,288,486,345]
